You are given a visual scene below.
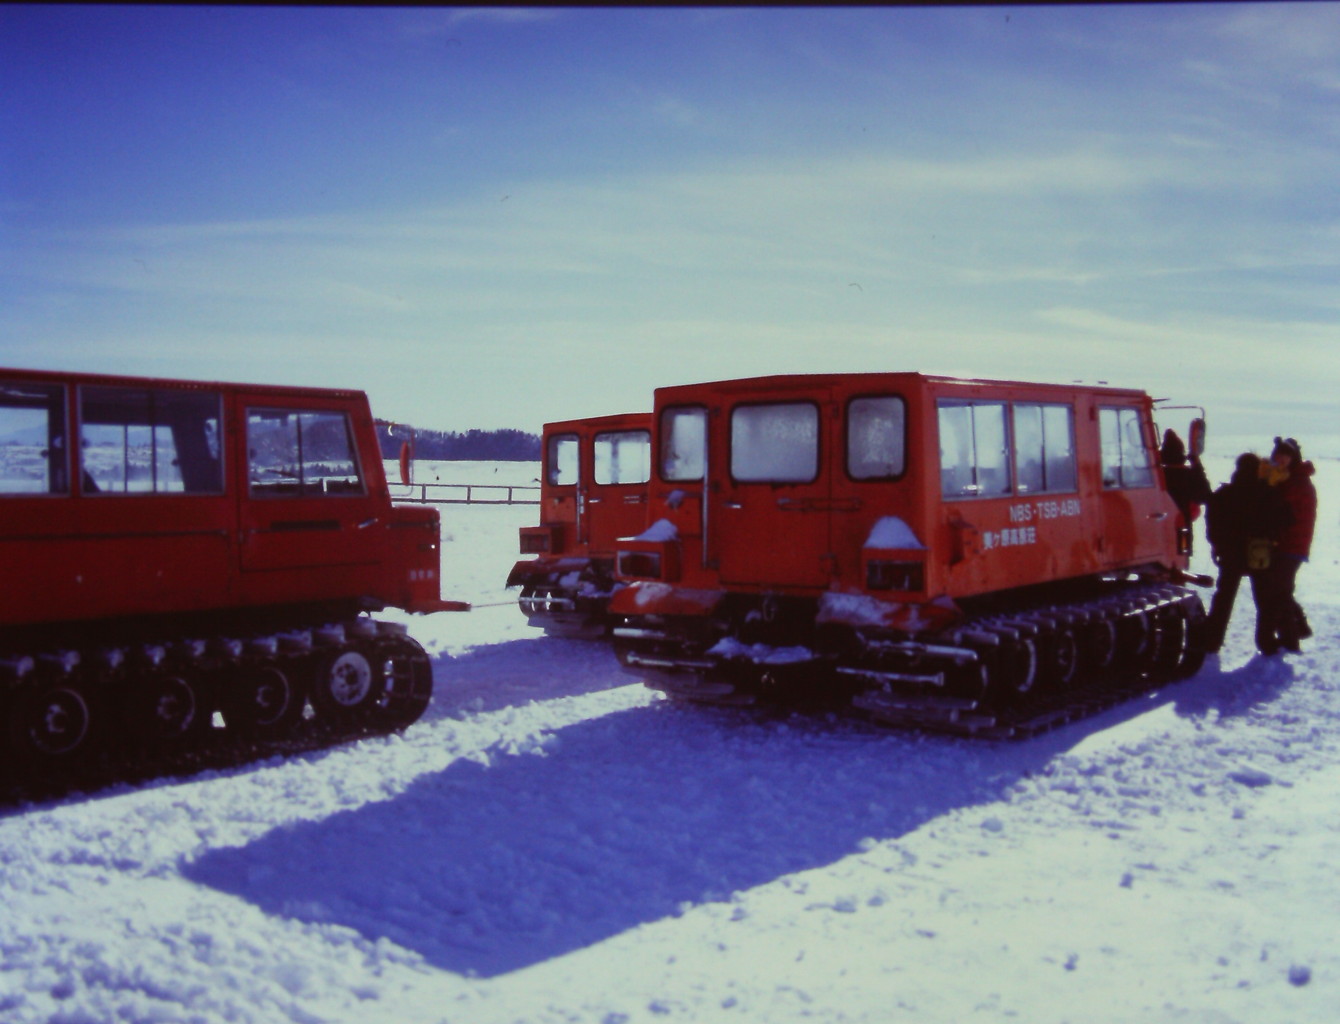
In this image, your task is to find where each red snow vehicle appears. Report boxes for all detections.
[507,413,650,636]
[0,367,467,772]
[609,373,1211,736]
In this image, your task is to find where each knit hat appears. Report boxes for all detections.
[1230,452,1260,485]
[1272,436,1303,462]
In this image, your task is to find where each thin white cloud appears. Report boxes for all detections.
[652,95,708,130]
[5,128,1338,440]
[1218,3,1340,65]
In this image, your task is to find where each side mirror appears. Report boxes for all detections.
[1188,417,1206,459]
[399,440,412,486]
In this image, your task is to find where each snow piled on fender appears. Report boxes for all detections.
[863,515,925,550]
[1,456,1337,1024]
[631,518,678,542]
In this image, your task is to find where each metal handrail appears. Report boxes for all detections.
[389,481,540,506]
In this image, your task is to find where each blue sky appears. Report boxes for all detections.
[2,4,1337,453]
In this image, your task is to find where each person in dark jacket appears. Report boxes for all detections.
[1161,429,1212,554]
[1259,436,1318,653]
[1203,453,1289,654]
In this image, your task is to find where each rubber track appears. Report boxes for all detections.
[849,585,1204,740]
[0,714,401,807]
[620,583,1206,741]
[0,619,431,806]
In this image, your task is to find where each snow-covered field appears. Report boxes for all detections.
[2,455,1337,1024]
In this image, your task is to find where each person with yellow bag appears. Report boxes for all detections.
[1204,453,1289,655]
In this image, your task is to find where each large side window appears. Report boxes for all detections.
[730,402,819,483]
[847,395,906,480]
[1099,407,1154,489]
[660,406,707,482]
[0,381,68,495]
[594,429,650,485]
[938,401,1010,498]
[1012,403,1076,494]
[81,386,223,495]
[547,433,579,486]
[248,408,364,497]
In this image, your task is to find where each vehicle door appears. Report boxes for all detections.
[540,428,582,555]
[832,389,915,585]
[237,396,385,573]
[70,381,233,619]
[715,388,836,589]
[586,425,650,552]
[1097,403,1176,565]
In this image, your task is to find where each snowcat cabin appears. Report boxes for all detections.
[507,412,651,636]
[0,367,464,774]
[609,372,1208,735]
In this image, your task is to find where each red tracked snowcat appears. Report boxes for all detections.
[507,413,651,636]
[0,367,467,777]
[609,373,1212,738]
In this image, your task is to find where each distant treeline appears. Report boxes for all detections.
[378,426,540,462]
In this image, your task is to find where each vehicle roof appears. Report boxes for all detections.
[543,411,651,434]
[652,371,1148,402]
[0,366,367,401]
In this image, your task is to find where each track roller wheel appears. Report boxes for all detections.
[222,664,305,738]
[1150,604,1189,681]
[125,672,206,746]
[983,636,1038,710]
[368,634,434,730]
[1168,599,1208,680]
[1179,600,1211,680]
[1115,610,1155,673]
[308,643,381,725]
[7,681,96,765]
[1042,627,1080,689]
[1082,615,1118,674]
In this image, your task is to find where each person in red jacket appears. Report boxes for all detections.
[1260,436,1317,654]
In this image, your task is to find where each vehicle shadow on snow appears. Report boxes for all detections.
[184,685,1173,979]
[423,635,631,717]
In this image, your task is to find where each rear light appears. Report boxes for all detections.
[519,525,560,555]
[1176,525,1192,557]
[617,550,662,580]
[866,559,925,592]
[615,540,679,582]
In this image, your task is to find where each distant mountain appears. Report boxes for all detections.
[377,426,540,462]
[0,424,51,446]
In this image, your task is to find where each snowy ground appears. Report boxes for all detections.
[2,455,1337,1024]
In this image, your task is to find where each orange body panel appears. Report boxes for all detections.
[612,373,1188,626]
[507,412,652,634]
[0,366,457,639]
[509,412,650,579]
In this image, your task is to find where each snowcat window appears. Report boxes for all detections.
[661,406,707,482]
[594,429,650,485]
[80,386,223,495]
[847,395,906,480]
[247,408,364,497]
[547,433,579,486]
[0,381,68,495]
[1099,407,1154,489]
[938,401,1010,499]
[1012,403,1076,494]
[730,402,819,483]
